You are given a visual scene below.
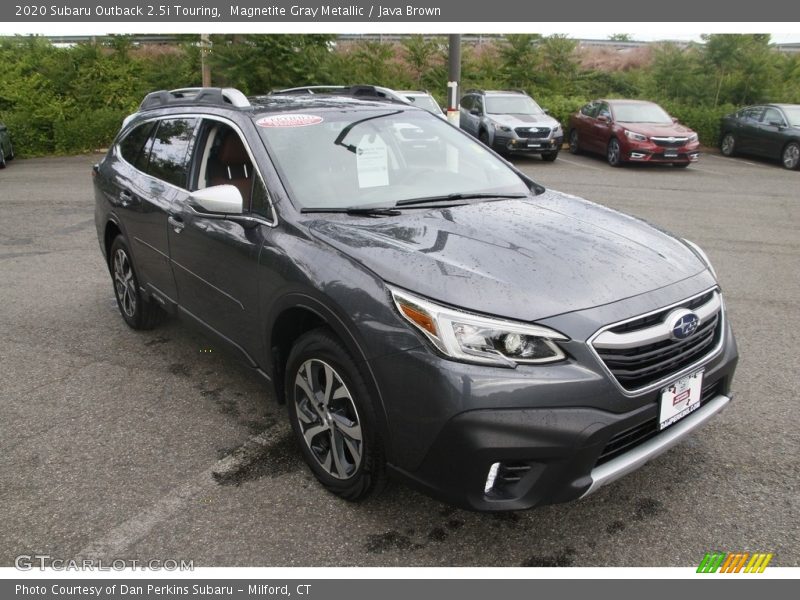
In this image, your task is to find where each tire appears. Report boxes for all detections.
[285,328,386,501]
[607,138,623,167]
[478,129,490,147]
[673,162,691,169]
[541,151,559,162]
[568,129,580,154]
[108,236,164,330]
[720,133,736,157]
[0,147,6,169]
[781,141,800,170]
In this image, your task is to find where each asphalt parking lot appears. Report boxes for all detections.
[1,150,798,568]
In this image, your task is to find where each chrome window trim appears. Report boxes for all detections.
[586,286,726,397]
[115,112,278,228]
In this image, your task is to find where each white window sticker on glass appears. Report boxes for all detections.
[356,135,389,188]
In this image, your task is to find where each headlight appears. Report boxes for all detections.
[498,125,512,132]
[624,129,648,142]
[389,286,568,367]
[683,239,717,279]
[552,124,562,135]
[688,133,699,143]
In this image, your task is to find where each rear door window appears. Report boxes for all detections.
[119,122,156,170]
[146,118,197,189]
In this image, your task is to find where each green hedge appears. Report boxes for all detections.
[54,108,128,154]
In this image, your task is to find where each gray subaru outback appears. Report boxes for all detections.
[94,86,737,511]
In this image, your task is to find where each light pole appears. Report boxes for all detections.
[447,34,461,127]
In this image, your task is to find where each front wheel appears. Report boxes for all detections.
[607,138,623,167]
[0,147,5,169]
[720,133,736,157]
[568,130,580,154]
[782,142,800,170]
[285,328,386,501]
[478,129,491,148]
[108,236,164,330]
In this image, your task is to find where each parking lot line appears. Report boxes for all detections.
[77,428,282,559]
[556,157,604,171]
[703,154,757,166]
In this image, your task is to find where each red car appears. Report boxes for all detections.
[568,99,700,167]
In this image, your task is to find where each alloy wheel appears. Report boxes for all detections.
[569,130,579,154]
[783,143,800,170]
[721,134,736,156]
[293,359,362,480]
[112,248,137,318]
[607,139,621,166]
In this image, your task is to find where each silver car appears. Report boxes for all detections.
[460,89,563,161]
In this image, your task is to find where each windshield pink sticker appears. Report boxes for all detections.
[256,114,323,128]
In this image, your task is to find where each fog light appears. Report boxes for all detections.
[484,462,501,494]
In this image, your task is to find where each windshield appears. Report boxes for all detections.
[485,96,544,115]
[783,106,800,127]
[257,109,530,210]
[613,103,673,124]
[406,95,442,115]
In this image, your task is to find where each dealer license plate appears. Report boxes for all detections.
[659,370,704,430]
[664,150,678,158]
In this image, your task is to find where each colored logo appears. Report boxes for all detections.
[697,552,773,573]
[669,309,700,340]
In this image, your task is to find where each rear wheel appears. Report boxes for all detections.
[720,133,736,157]
[568,130,580,154]
[607,138,623,167]
[109,236,164,330]
[782,142,800,170]
[285,328,386,501]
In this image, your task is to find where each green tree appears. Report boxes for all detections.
[498,34,541,88]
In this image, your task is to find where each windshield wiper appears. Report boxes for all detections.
[301,206,401,216]
[395,193,527,207]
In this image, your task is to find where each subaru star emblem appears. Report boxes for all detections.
[669,309,700,340]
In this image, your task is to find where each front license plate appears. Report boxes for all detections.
[659,370,704,430]
[527,142,541,148]
[664,150,678,158]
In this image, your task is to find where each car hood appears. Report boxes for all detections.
[618,122,696,137]
[488,114,560,129]
[306,190,706,322]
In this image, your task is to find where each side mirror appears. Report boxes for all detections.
[470,108,481,116]
[597,114,610,123]
[769,120,785,129]
[672,117,679,124]
[543,108,550,115]
[189,185,244,215]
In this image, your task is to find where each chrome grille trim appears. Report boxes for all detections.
[587,287,726,397]
[593,291,721,350]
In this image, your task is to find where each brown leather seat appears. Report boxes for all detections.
[208,131,253,204]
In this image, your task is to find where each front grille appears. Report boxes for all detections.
[595,379,722,466]
[515,127,550,139]
[652,137,689,148]
[592,291,723,391]
[608,291,715,334]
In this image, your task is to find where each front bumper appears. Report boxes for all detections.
[623,140,701,163]
[494,133,563,154]
[373,317,738,512]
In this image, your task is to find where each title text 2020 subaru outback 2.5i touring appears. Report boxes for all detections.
[94,87,738,511]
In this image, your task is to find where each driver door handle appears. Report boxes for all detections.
[168,215,184,233]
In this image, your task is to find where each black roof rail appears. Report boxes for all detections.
[270,85,411,105]
[138,87,250,111]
